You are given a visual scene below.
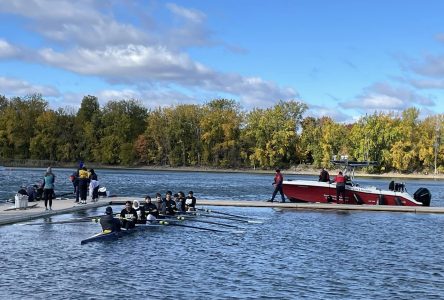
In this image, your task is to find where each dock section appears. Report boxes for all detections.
[2,197,444,227]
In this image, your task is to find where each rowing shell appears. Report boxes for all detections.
[80,223,162,245]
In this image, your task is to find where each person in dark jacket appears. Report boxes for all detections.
[267,169,285,203]
[133,200,146,224]
[319,168,330,182]
[161,191,177,215]
[100,206,121,232]
[176,191,186,213]
[185,191,196,211]
[120,201,138,229]
[143,195,159,220]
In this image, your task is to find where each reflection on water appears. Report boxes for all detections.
[1,169,444,299]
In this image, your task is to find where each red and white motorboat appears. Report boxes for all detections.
[282,161,431,206]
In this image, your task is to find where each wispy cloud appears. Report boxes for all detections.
[0,76,59,97]
[0,39,19,58]
[344,82,435,112]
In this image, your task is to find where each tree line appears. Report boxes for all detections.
[0,94,442,173]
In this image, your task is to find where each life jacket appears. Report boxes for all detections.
[79,169,89,179]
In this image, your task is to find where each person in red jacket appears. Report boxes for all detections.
[267,169,285,203]
[333,171,346,203]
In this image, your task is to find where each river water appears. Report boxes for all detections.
[1,168,444,299]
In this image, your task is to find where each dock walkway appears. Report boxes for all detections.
[2,197,444,227]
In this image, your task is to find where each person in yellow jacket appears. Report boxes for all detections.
[78,167,90,204]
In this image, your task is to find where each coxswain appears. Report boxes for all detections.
[100,206,121,232]
[133,200,146,224]
[143,195,159,221]
[161,191,177,216]
[185,191,196,211]
[120,200,138,229]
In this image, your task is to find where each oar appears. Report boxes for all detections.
[193,212,263,224]
[197,208,259,220]
[157,220,243,233]
[167,215,241,228]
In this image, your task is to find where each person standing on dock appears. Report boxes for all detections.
[267,169,285,203]
[100,206,121,233]
[42,167,55,210]
[333,171,346,203]
[88,169,99,202]
[78,166,90,204]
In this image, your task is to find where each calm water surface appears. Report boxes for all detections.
[1,168,444,299]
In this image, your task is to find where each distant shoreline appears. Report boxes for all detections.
[3,163,444,180]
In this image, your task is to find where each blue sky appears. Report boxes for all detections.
[0,0,443,122]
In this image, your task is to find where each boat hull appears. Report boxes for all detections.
[81,224,162,245]
[282,180,423,206]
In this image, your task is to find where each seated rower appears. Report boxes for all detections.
[100,206,121,233]
[133,200,146,224]
[185,191,196,211]
[120,200,138,229]
[176,191,186,213]
[17,185,28,196]
[161,191,177,216]
[143,195,158,221]
[155,193,163,213]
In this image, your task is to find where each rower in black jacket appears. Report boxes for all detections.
[120,201,138,229]
[143,195,159,220]
[161,191,177,216]
[100,207,121,232]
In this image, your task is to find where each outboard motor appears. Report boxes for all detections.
[413,188,431,206]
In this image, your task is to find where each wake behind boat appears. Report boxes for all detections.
[283,160,432,206]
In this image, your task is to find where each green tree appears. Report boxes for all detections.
[200,99,242,167]
[243,100,307,168]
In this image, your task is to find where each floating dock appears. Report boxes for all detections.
[2,197,444,226]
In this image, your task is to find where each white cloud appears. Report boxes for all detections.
[403,78,444,90]
[0,39,19,58]
[38,44,212,84]
[166,3,206,23]
[307,103,352,123]
[0,0,150,49]
[0,0,299,110]
[344,82,435,112]
[0,76,59,97]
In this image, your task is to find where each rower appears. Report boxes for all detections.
[133,200,146,224]
[186,191,197,211]
[143,195,158,221]
[176,191,186,213]
[120,200,138,229]
[100,206,121,233]
[161,191,177,216]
